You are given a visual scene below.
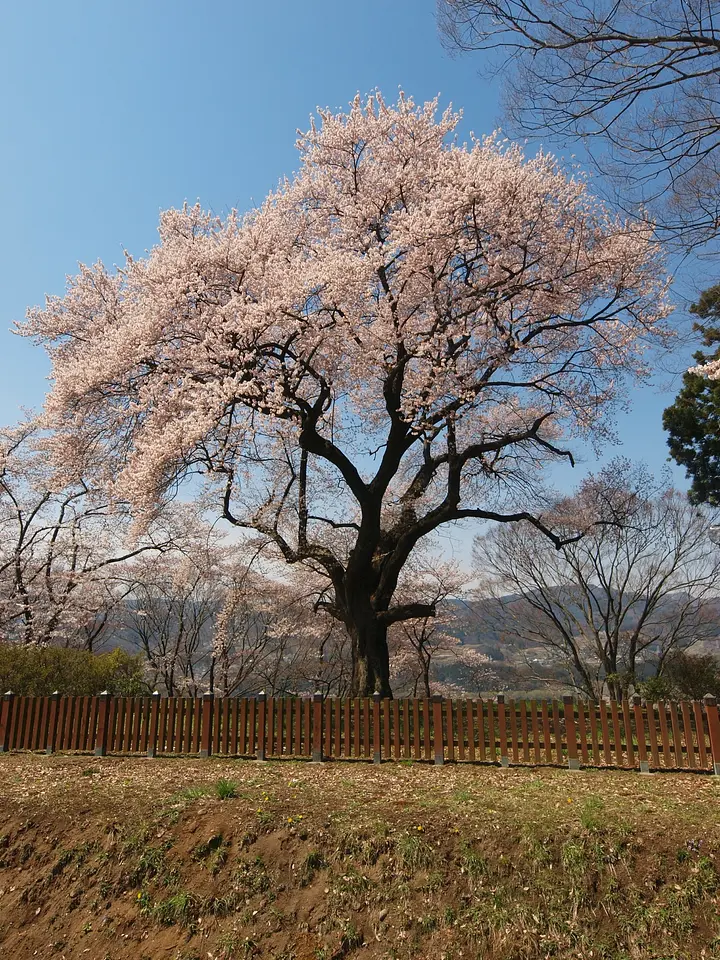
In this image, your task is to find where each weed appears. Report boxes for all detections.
[561,838,589,877]
[300,850,327,886]
[580,795,606,831]
[423,870,445,892]
[452,788,474,804]
[338,922,363,954]
[329,868,371,909]
[170,786,208,805]
[396,832,434,872]
[51,841,98,877]
[335,826,391,865]
[129,842,171,886]
[232,856,271,894]
[152,890,198,925]
[121,821,153,855]
[215,931,241,958]
[205,892,242,917]
[192,833,229,874]
[459,842,488,888]
[215,778,238,800]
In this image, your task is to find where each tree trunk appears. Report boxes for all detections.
[349,613,392,697]
[422,662,431,699]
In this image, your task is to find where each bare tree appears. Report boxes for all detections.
[439,0,720,248]
[474,461,720,699]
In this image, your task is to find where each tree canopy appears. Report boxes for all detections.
[22,92,670,695]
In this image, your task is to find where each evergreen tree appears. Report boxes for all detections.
[663,285,720,505]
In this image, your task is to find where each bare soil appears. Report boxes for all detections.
[0,754,719,959]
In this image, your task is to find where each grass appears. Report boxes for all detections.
[395,830,434,872]
[580,794,606,830]
[214,778,238,800]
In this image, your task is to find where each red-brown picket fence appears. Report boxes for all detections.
[2,691,720,774]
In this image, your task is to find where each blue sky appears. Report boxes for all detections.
[0,0,697,502]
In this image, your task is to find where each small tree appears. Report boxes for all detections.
[474,461,720,699]
[122,547,222,696]
[388,557,487,697]
[664,651,720,701]
[213,568,349,696]
[22,93,670,694]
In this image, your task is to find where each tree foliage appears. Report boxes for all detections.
[664,284,720,504]
[22,92,670,695]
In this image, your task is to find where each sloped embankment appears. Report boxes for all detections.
[0,755,718,959]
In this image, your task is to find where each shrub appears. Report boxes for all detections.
[0,643,147,695]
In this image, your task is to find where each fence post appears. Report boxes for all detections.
[372,692,382,764]
[704,694,720,776]
[312,692,323,763]
[45,691,60,754]
[146,691,161,758]
[632,695,651,774]
[0,691,13,753]
[200,692,214,758]
[497,695,509,767]
[432,695,444,766]
[257,692,267,761]
[563,695,580,770]
[94,690,110,757]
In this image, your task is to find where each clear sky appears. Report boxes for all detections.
[0,0,697,503]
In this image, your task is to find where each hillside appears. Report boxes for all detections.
[0,755,719,959]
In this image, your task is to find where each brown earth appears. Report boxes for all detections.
[0,753,719,959]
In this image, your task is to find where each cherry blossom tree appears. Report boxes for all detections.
[212,568,351,697]
[388,556,487,697]
[0,418,174,649]
[22,92,671,695]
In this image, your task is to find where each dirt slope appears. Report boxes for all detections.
[0,754,719,959]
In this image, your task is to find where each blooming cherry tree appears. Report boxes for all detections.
[22,92,670,695]
[0,418,176,648]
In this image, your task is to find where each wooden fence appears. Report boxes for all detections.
[2,691,720,774]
